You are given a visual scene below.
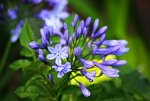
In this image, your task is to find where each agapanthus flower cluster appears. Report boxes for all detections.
[29,14,129,97]
[37,0,69,20]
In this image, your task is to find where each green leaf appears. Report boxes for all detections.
[20,19,34,49]
[15,86,40,98]
[9,59,31,71]
[25,74,43,88]
[20,48,33,57]
[20,19,36,59]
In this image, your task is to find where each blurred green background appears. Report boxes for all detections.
[0,0,150,101]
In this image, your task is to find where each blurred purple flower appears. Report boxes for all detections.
[11,20,24,42]
[29,0,42,4]
[7,8,17,20]
[45,15,63,33]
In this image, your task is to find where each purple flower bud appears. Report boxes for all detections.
[79,83,90,97]
[94,62,119,78]
[29,41,42,49]
[80,58,94,69]
[71,14,78,28]
[69,33,75,44]
[74,14,79,23]
[80,20,84,29]
[114,60,127,66]
[85,17,91,27]
[101,59,127,66]
[114,47,129,56]
[83,27,87,38]
[92,19,99,33]
[80,70,96,82]
[7,8,17,20]
[93,26,107,39]
[92,45,98,54]
[94,46,120,55]
[94,34,106,47]
[64,23,68,30]
[41,26,49,39]
[64,29,69,41]
[101,59,118,66]
[90,32,95,39]
[48,74,54,84]
[40,28,48,48]
[87,41,92,49]
[74,47,82,57]
[37,49,46,63]
[102,40,128,47]
[76,26,82,39]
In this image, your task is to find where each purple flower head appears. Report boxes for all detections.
[47,44,68,65]
[74,47,82,57]
[94,62,119,78]
[29,41,42,49]
[11,20,24,42]
[37,49,46,63]
[80,58,94,69]
[79,83,90,97]
[80,70,96,82]
[52,62,71,78]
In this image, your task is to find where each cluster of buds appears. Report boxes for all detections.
[29,14,129,97]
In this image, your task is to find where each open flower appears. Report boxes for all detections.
[52,62,71,78]
[47,44,68,65]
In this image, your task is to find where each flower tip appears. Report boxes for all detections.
[79,83,90,97]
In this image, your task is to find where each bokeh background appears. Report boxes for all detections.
[0,0,150,101]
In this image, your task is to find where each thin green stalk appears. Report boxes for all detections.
[0,40,12,74]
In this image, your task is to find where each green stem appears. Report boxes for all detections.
[0,40,12,74]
